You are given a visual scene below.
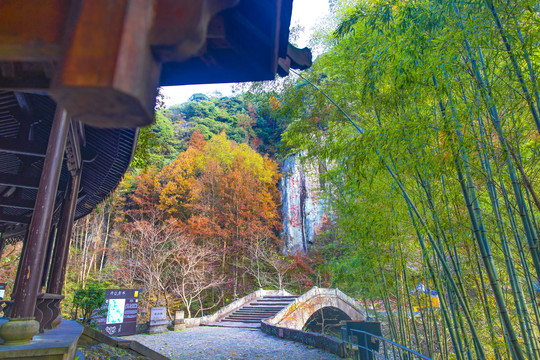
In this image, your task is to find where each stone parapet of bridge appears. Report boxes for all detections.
[184,288,292,328]
[265,287,366,330]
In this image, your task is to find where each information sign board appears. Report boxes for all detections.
[0,283,6,300]
[94,289,141,336]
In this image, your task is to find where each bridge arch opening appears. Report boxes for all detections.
[302,306,351,336]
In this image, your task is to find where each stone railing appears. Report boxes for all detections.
[184,288,292,327]
[259,287,366,358]
[260,319,346,357]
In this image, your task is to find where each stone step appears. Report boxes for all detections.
[224,315,278,320]
[259,296,297,300]
[237,310,281,314]
[253,301,293,305]
[244,307,287,311]
[224,320,267,323]
[203,321,261,328]
[210,294,303,328]
[218,295,299,326]
[231,312,279,316]
[227,314,274,319]
[227,316,275,320]
[221,319,262,323]
[259,297,297,300]
[261,296,298,299]
[229,308,283,313]
[230,310,278,314]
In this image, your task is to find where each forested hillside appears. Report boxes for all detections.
[134,93,285,169]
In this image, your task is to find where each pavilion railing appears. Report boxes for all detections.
[2,293,63,333]
[341,327,432,360]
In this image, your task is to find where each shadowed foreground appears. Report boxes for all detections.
[125,327,341,360]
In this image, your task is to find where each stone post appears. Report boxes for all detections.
[148,307,168,334]
[174,310,185,331]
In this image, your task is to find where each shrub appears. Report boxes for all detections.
[72,283,106,327]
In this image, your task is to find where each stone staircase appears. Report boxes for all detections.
[216,295,298,328]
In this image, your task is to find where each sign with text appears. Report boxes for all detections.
[150,307,167,325]
[0,283,6,300]
[94,289,141,337]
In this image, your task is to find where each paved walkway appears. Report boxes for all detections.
[125,326,341,360]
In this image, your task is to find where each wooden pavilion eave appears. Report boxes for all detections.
[0,90,135,241]
[0,0,311,128]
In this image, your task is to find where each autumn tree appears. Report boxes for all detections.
[119,216,180,316]
[169,239,225,318]
[131,132,282,296]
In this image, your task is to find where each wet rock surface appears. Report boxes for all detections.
[125,326,341,359]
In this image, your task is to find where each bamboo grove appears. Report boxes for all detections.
[275,0,540,359]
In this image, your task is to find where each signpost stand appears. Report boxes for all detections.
[93,289,141,337]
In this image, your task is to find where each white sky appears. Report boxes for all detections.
[160,0,330,107]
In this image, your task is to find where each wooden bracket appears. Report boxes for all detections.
[50,0,160,128]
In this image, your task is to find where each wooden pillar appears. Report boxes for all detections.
[11,107,69,319]
[46,170,80,295]
[0,236,5,260]
[40,225,57,289]
[10,228,30,301]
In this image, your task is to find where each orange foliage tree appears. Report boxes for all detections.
[127,131,283,301]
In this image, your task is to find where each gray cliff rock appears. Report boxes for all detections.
[280,156,327,254]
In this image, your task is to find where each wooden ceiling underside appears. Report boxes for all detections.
[0,0,310,128]
[0,91,137,242]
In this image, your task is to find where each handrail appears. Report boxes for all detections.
[341,327,432,360]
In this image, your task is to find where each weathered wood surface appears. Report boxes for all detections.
[0,0,299,128]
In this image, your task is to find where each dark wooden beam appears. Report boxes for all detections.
[0,72,52,90]
[0,237,6,260]
[0,213,31,225]
[41,225,57,289]
[0,174,40,189]
[65,121,81,174]
[286,44,312,70]
[0,0,301,128]
[50,0,159,128]
[0,0,68,62]
[12,107,69,320]
[0,136,46,157]
[0,198,35,210]
[47,171,81,294]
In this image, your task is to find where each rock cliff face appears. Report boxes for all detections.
[280,156,327,254]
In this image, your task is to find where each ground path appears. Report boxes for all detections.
[125,326,341,360]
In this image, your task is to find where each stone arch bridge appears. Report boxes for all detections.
[264,287,366,331]
[191,287,365,331]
